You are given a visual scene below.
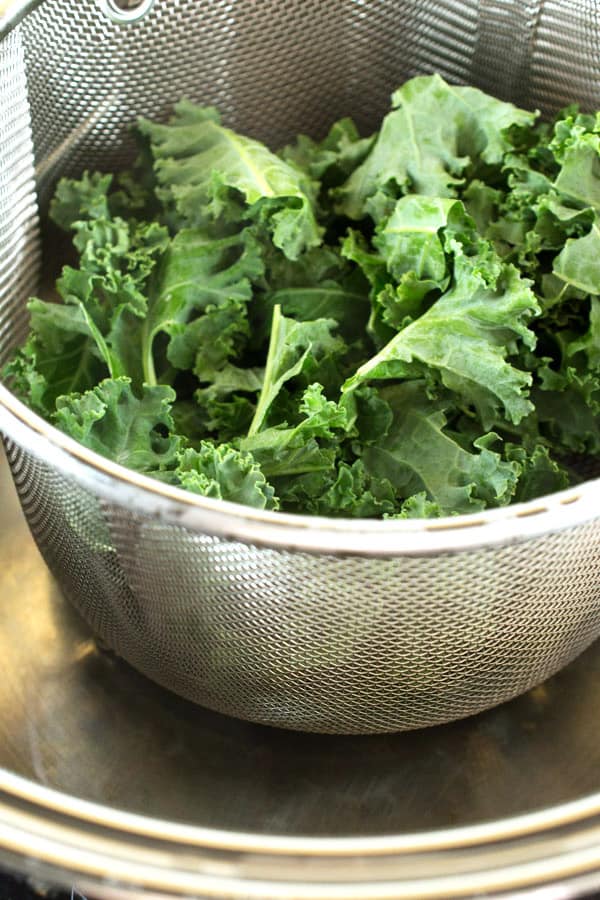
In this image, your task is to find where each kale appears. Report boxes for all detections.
[6,75,600,516]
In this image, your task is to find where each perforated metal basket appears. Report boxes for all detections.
[1,0,600,735]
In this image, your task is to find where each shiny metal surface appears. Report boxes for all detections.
[1,0,600,735]
[3,450,600,897]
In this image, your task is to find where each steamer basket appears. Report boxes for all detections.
[1,0,600,734]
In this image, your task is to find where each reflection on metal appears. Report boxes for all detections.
[2,452,600,896]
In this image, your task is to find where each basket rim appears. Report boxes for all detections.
[2,381,599,555]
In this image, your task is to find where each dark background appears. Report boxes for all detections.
[0,876,79,899]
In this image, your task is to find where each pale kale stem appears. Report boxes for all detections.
[247,304,282,437]
[142,320,158,387]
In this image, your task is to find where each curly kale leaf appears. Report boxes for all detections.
[247,306,346,435]
[54,377,181,472]
[344,249,540,428]
[361,382,520,515]
[174,444,277,509]
[141,226,264,384]
[138,101,322,259]
[335,74,536,221]
[6,77,600,518]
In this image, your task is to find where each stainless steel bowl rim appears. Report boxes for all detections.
[4,768,600,898]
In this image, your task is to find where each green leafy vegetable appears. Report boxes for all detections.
[138,101,322,259]
[334,74,536,221]
[174,444,278,509]
[247,305,345,435]
[361,382,520,515]
[344,250,540,428]
[141,226,263,385]
[4,75,599,518]
[55,377,181,473]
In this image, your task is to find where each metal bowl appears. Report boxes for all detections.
[3,451,600,898]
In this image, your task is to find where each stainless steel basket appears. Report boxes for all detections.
[1,0,600,735]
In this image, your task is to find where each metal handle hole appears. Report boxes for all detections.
[99,0,155,24]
